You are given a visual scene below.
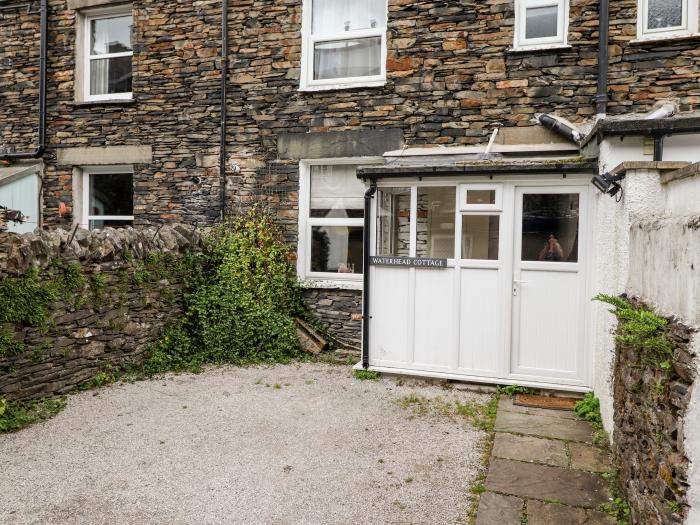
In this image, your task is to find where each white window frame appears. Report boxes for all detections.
[513,0,569,50]
[83,6,133,102]
[81,165,134,229]
[297,158,382,283]
[637,0,698,40]
[299,0,388,92]
[459,184,503,213]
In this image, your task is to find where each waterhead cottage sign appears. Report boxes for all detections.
[369,256,448,268]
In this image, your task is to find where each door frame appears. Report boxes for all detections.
[366,174,596,391]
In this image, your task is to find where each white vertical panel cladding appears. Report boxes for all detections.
[459,268,501,374]
[370,267,412,365]
[513,270,581,378]
[0,174,39,233]
[413,268,455,369]
[662,134,700,162]
[665,176,700,216]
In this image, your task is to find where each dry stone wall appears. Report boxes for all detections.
[612,303,697,525]
[0,224,203,402]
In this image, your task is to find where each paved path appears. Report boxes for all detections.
[1,363,489,524]
[476,397,616,525]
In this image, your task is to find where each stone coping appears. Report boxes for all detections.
[610,161,690,176]
[660,162,700,184]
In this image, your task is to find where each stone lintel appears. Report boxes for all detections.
[610,161,690,176]
[277,129,404,160]
[67,0,131,10]
[56,146,152,166]
[660,162,700,184]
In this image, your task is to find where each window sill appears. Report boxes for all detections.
[72,98,135,107]
[507,44,572,54]
[299,80,387,93]
[630,33,700,45]
[299,279,363,291]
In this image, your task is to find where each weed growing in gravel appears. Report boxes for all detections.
[469,483,486,495]
[353,369,381,381]
[395,393,498,432]
[496,385,534,397]
[0,397,66,433]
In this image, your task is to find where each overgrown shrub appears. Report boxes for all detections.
[145,209,304,373]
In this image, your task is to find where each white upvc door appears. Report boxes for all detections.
[509,185,589,386]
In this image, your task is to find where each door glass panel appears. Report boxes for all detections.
[416,187,456,259]
[311,225,363,274]
[376,187,411,256]
[466,189,496,205]
[521,193,579,263]
[461,215,500,260]
[648,0,683,30]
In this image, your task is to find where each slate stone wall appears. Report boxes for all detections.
[612,303,697,524]
[302,288,362,357]
[0,224,203,402]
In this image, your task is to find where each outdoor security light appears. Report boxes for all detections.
[591,172,625,197]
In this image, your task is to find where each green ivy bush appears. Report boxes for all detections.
[144,209,304,373]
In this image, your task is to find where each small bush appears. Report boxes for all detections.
[0,397,66,433]
[354,369,380,381]
[144,209,304,374]
[497,385,534,397]
[574,392,602,425]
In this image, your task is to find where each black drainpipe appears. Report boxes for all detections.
[361,180,377,369]
[653,135,664,161]
[1,0,47,160]
[595,0,610,116]
[219,0,229,220]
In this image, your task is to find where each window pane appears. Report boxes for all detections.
[90,15,132,55]
[314,37,381,80]
[90,56,133,95]
[461,216,500,260]
[648,0,683,29]
[312,0,386,34]
[525,5,559,39]
[89,173,134,216]
[376,187,411,257]
[311,226,363,274]
[89,219,134,230]
[416,187,456,259]
[310,165,365,218]
[466,190,496,205]
[521,194,579,263]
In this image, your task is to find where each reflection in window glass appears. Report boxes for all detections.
[521,193,579,262]
[376,187,411,257]
[525,5,559,39]
[461,216,500,260]
[90,56,133,96]
[89,173,133,216]
[310,165,364,218]
[311,225,363,274]
[647,0,683,29]
[90,15,132,54]
[313,37,382,80]
[466,190,496,205]
[416,187,456,259]
[89,219,134,230]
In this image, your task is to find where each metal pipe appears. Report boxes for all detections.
[653,135,664,161]
[1,0,47,160]
[595,0,610,117]
[219,0,229,220]
[361,181,377,369]
[538,114,583,143]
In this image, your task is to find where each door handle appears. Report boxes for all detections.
[512,279,527,296]
[513,279,528,284]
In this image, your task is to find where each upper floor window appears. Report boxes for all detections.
[637,0,699,40]
[514,0,569,50]
[300,0,387,91]
[84,7,133,101]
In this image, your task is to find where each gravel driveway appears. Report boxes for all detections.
[1,363,490,524]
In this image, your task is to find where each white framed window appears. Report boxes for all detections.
[83,6,133,102]
[81,166,134,230]
[298,159,380,282]
[299,0,388,91]
[514,0,569,50]
[459,184,503,213]
[637,0,698,40]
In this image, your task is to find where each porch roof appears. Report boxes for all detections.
[356,159,598,180]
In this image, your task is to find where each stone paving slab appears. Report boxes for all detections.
[495,410,594,442]
[492,433,569,468]
[498,397,579,420]
[527,500,616,525]
[474,492,523,525]
[485,458,610,508]
[569,442,612,473]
